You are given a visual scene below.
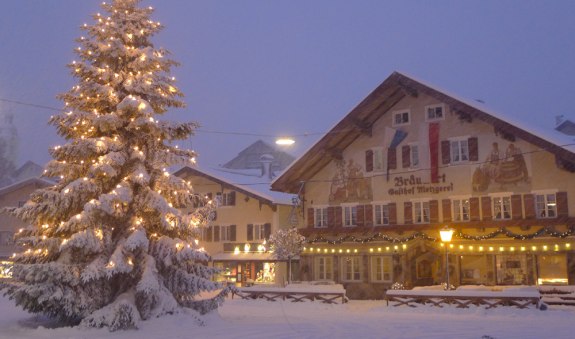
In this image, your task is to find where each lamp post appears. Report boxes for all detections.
[439,227,454,290]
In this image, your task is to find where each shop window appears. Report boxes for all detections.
[373,204,390,226]
[496,254,528,285]
[413,201,430,224]
[316,256,333,280]
[452,199,470,222]
[255,262,275,284]
[535,193,557,218]
[460,255,489,285]
[314,207,328,228]
[341,256,361,281]
[538,254,568,285]
[343,205,357,227]
[371,256,392,282]
[493,196,511,220]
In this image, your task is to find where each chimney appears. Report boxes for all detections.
[260,154,274,180]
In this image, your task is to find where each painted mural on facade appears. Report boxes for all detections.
[329,159,372,203]
[472,141,531,192]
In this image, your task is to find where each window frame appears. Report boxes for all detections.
[253,223,266,241]
[409,143,419,169]
[392,109,410,127]
[341,256,362,282]
[314,206,329,228]
[371,256,393,283]
[342,204,358,227]
[316,256,333,281]
[450,137,470,163]
[492,195,512,220]
[413,200,430,224]
[371,147,385,172]
[425,104,445,122]
[219,225,232,241]
[373,202,390,226]
[534,192,557,219]
[452,198,470,222]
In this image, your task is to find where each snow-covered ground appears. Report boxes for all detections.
[1,294,573,339]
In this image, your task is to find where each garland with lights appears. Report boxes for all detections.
[306,226,575,245]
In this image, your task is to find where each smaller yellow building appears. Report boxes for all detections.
[175,166,301,286]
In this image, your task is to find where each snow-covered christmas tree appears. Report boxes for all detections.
[1,0,230,331]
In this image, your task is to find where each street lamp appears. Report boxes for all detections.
[439,227,454,290]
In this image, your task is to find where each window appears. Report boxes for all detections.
[316,257,333,280]
[343,205,357,227]
[493,196,511,220]
[315,207,328,228]
[453,199,470,222]
[253,224,266,240]
[219,225,232,241]
[200,227,211,241]
[370,148,384,171]
[535,193,557,218]
[373,204,390,226]
[450,139,469,163]
[410,144,419,168]
[425,104,444,121]
[414,201,430,224]
[371,256,392,282]
[393,110,410,126]
[341,256,361,281]
[216,191,235,206]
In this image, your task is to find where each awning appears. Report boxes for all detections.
[211,252,276,262]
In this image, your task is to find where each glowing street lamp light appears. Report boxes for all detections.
[439,227,454,290]
[275,138,295,146]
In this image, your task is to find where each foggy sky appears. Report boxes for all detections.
[1,0,574,169]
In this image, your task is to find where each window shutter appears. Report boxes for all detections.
[388,147,397,170]
[442,199,452,222]
[404,202,413,224]
[557,191,568,218]
[307,208,314,228]
[365,150,373,172]
[327,207,335,228]
[511,194,522,220]
[402,145,411,168]
[388,203,397,224]
[470,197,480,221]
[357,205,365,227]
[523,194,535,219]
[468,137,479,161]
[264,223,271,239]
[229,191,236,206]
[207,226,213,242]
[247,224,253,241]
[213,225,220,242]
[429,200,438,223]
[481,196,492,221]
[211,210,217,221]
[230,225,237,241]
[441,140,451,165]
[364,204,373,227]
[335,206,343,227]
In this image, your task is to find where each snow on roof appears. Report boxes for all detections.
[395,71,575,154]
[175,165,295,205]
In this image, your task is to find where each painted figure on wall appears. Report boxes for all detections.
[473,141,530,192]
[329,159,372,203]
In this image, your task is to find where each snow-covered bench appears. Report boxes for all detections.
[385,286,541,309]
[232,283,347,304]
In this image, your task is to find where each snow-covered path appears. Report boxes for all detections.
[1,295,572,339]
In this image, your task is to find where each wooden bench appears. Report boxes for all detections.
[385,289,541,309]
[232,289,347,304]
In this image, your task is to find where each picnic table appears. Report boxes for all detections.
[385,287,541,309]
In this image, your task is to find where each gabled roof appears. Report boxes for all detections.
[222,139,295,170]
[0,177,54,197]
[173,166,294,206]
[272,71,575,193]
